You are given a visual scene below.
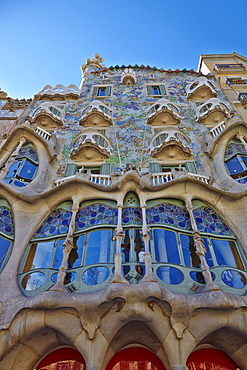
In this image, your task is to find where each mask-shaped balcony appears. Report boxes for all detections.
[121,68,136,86]
[79,100,113,127]
[186,77,217,100]
[35,84,80,100]
[195,98,230,127]
[70,128,112,163]
[149,127,191,162]
[28,102,66,130]
[146,98,182,126]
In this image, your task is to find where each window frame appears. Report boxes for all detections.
[146,83,166,97]
[91,85,113,98]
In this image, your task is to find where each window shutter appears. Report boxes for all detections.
[149,162,162,173]
[105,86,111,96]
[92,86,98,97]
[65,163,78,177]
[184,161,198,174]
[159,84,166,95]
[147,85,153,95]
[100,163,112,175]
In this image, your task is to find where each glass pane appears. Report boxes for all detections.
[221,270,246,289]
[5,161,21,178]
[24,241,54,271]
[226,157,244,175]
[52,239,66,269]
[157,266,184,284]
[13,180,26,187]
[134,229,144,261]
[22,271,46,290]
[52,271,77,284]
[241,156,247,166]
[0,237,11,269]
[190,271,215,284]
[121,230,130,262]
[82,266,109,285]
[18,160,37,180]
[153,229,180,264]
[211,239,243,269]
[85,229,111,265]
[180,234,200,267]
[69,234,85,268]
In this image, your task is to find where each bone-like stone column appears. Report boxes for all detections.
[182,194,220,292]
[50,197,80,292]
[236,132,247,152]
[111,205,128,283]
[0,136,27,179]
[140,205,157,283]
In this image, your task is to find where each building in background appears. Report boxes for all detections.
[0,53,246,369]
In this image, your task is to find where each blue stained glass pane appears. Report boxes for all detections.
[241,156,247,166]
[153,229,180,264]
[157,266,184,284]
[75,204,117,230]
[26,241,54,270]
[147,203,192,231]
[226,157,244,174]
[221,270,246,289]
[192,207,233,236]
[0,207,14,237]
[0,237,11,268]
[6,161,21,178]
[33,209,72,238]
[18,160,37,180]
[18,146,38,162]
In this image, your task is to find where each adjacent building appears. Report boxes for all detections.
[0,53,247,369]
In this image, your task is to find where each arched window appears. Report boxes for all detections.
[187,348,238,370]
[224,138,247,183]
[35,348,86,369]
[4,143,38,187]
[106,347,166,370]
[147,199,246,294]
[0,200,14,273]
[19,201,118,295]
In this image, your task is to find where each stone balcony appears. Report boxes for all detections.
[146,98,182,126]
[185,77,217,100]
[35,84,80,100]
[79,100,113,127]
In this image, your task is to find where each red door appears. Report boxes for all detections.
[187,348,238,370]
[106,347,166,370]
[36,348,86,370]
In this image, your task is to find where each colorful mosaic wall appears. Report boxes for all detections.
[0,207,14,237]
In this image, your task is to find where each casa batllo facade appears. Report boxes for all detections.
[0,53,247,369]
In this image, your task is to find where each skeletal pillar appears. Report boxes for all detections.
[50,199,79,292]
[111,205,128,283]
[0,136,27,179]
[140,205,157,283]
[184,196,220,292]
[236,132,247,152]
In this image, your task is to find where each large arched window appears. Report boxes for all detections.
[224,138,247,183]
[147,199,246,294]
[0,200,14,273]
[106,347,166,370]
[19,201,118,296]
[187,348,238,370]
[35,348,86,369]
[4,143,39,187]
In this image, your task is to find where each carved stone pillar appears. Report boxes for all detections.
[183,195,220,292]
[0,136,27,179]
[140,205,157,283]
[236,132,247,152]
[50,199,79,292]
[111,205,128,283]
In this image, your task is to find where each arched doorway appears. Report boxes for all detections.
[35,348,86,369]
[106,347,166,370]
[187,348,238,370]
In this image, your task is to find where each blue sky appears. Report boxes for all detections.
[1,0,247,98]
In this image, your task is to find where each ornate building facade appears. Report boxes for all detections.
[0,53,247,369]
